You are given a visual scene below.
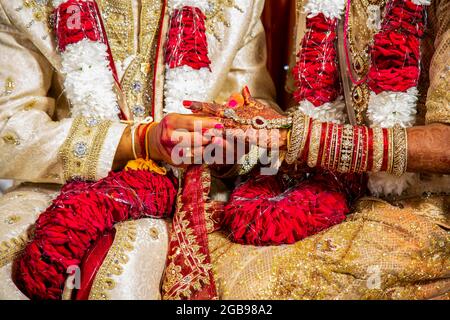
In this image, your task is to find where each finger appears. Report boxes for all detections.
[184,101,224,117]
[173,114,224,132]
[170,131,212,147]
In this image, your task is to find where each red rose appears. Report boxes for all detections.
[55,0,103,51]
[165,6,211,70]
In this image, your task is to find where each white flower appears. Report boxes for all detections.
[61,39,119,120]
[411,0,431,5]
[164,65,211,115]
[297,98,347,123]
[304,0,346,19]
[51,0,66,8]
[367,87,418,128]
[368,172,418,196]
[169,0,209,11]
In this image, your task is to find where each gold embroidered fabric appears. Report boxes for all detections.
[97,0,163,120]
[89,221,137,300]
[210,196,450,300]
[87,219,170,300]
[59,117,112,182]
[425,0,450,125]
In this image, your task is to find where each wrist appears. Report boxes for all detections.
[113,126,134,170]
[279,128,289,149]
[147,122,164,162]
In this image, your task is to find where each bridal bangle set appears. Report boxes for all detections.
[286,110,408,176]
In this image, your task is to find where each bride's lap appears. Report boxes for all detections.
[210,197,450,300]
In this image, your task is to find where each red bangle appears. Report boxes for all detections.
[381,128,389,172]
[367,128,374,172]
[138,123,152,159]
[316,122,328,168]
[299,118,313,162]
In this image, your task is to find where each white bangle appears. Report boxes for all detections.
[130,124,139,160]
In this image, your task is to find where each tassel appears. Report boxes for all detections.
[125,158,167,175]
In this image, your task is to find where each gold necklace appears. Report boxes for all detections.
[346,0,386,124]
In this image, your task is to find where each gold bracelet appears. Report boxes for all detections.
[372,127,384,172]
[307,120,322,168]
[337,125,354,173]
[286,111,308,164]
[391,125,408,176]
[386,127,395,174]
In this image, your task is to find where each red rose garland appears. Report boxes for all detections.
[367,0,425,93]
[165,6,211,70]
[223,171,365,246]
[15,170,177,300]
[293,13,341,107]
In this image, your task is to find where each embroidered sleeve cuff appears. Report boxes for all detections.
[59,117,127,182]
[96,121,128,180]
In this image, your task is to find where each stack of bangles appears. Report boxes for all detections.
[129,122,167,175]
[285,110,408,176]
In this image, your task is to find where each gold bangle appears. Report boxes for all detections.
[307,120,322,168]
[386,127,394,174]
[372,127,383,172]
[391,125,408,176]
[286,111,308,165]
[337,124,354,173]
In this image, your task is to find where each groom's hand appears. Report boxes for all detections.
[147,113,223,167]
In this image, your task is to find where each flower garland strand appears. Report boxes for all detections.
[53,0,121,120]
[292,0,347,123]
[163,0,212,115]
[364,0,429,195]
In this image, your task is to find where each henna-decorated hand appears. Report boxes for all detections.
[147,113,223,167]
[184,86,289,149]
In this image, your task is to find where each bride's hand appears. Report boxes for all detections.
[184,86,289,149]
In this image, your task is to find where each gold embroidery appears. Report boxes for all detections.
[0,232,30,268]
[162,169,214,300]
[149,226,160,240]
[204,0,243,41]
[59,117,112,182]
[97,0,134,63]
[4,215,22,225]
[1,77,15,96]
[88,221,137,300]
[426,67,450,124]
[98,0,163,121]
[16,0,52,35]
[346,0,387,125]
[2,133,20,145]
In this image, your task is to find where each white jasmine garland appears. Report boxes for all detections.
[304,0,346,19]
[297,99,346,124]
[61,39,119,120]
[169,0,209,11]
[164,66,212,114]
[367,87,418,128]
[368,172,419,196]
[51,0,66,8]
[411,0,431,5]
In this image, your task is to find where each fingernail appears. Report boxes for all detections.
[213,137,223,145]
[215,123,224,129]
[228,100,238,108]
[183,100,193,107]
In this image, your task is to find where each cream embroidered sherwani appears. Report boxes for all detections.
[0,0,275,299]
